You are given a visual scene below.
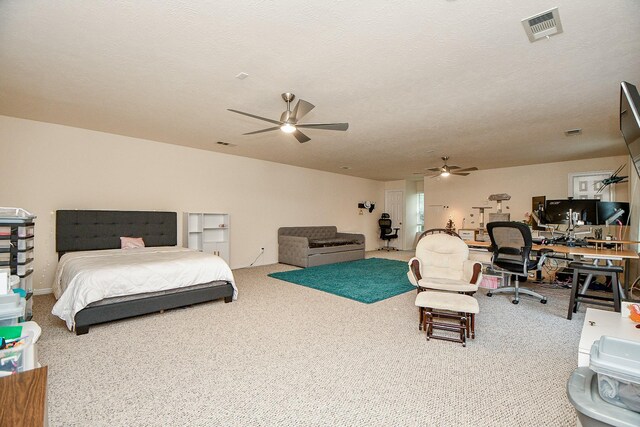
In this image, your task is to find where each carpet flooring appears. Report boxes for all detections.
[33,250,585,426]
[268,258,414,303]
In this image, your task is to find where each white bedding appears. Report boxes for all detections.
[52,246,237,330]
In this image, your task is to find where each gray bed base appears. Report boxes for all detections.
[56,210,234,335]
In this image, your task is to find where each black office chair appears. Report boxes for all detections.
[486,221,549,304]
[378,213,399,251]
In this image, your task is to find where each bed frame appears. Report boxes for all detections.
[56,210,234,335]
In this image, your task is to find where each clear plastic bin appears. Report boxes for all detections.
[17,261,33,276]
[0,298,25,326]
[567,367,640,427]
[16,249,33,264]
[0,336,33,377]
[0,293,20,311]
[17,226,34,238]
[17,237,34,251]
[22,297,33,321]
[19,274,32,293]
[590,336,640,413]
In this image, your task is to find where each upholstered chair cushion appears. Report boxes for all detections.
[407,233,482,292]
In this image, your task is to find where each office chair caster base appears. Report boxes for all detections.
[512,299,519,305]
[540,298,547,304]
[486,292,493,297]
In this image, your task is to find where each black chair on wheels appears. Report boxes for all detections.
[486,221,549,304]
[378,213,399,251]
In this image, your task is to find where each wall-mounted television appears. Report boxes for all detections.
[620,81,640,179]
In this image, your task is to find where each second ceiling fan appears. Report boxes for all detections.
[427,156,478,178]
[228,93,349,143]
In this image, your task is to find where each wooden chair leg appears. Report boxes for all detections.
[471,314,475,339]
[460,316,467,347]
[465,314,470,338]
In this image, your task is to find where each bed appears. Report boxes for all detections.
[53,210,236,335]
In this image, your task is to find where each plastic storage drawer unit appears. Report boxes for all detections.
[590,336,640,413]
[0,297,25,326]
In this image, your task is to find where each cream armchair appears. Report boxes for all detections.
[407,230,483,294]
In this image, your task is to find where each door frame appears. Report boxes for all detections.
[384,189,405,250]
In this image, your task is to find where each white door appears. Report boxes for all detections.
[385,190,404,249]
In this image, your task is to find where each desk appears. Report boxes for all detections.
[0,366,48,427]
[466,241,639,292]
[586,239,640,251]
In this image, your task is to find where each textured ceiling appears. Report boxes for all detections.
[1,1,639,181]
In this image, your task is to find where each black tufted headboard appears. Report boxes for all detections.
[56,210,177,256]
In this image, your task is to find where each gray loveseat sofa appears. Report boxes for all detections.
[278,226,365,268]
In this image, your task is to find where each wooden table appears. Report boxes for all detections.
[0,366,48,427]
[466,241,639,294]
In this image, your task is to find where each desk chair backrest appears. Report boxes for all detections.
[379,213,396,238]
[415,232,470,281]
[486,221,536,274]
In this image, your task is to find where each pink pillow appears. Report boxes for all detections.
[120,237,145,249]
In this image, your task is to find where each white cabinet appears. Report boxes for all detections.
[183,213,229,263]
[578,307,640,367]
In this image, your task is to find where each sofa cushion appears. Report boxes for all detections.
[278,226,337,240]
[308,237,361,248]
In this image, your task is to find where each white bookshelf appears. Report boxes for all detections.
[183,212,229,264]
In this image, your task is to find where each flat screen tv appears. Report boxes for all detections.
[620,81,640,179]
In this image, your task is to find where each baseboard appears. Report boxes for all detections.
[33,288,53,295]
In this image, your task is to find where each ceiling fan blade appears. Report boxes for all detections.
[296,123,349,131]
[291,99,315,122]
[243,126,281,135]
[448,165,461,170]
[455,167,479,172]
[426,167,441,172]
[293,129,311,143]
[452,172,470,176]
[227,109,282,125]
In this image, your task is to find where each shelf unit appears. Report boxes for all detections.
[0,220,34,321]
[183,213,229,264]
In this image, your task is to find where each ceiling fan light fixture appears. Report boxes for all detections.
[441,171,450,177]
[280,123,296,134]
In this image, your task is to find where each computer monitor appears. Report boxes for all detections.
[543,199,598,225]
[597,201,630,225]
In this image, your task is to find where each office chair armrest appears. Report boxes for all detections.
[407,257,422,286]
[463,259,483,285]
[536,248,553,269]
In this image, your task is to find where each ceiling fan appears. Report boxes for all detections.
[227,93,349,143]
[426,156,478,178]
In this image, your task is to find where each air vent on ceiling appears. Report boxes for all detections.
[564,128,582,136]
[522,7,563,42]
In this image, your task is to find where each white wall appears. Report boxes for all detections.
[0,116,385,292]
[424,156,631,233]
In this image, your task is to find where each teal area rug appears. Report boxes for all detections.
[268,258,414,304]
